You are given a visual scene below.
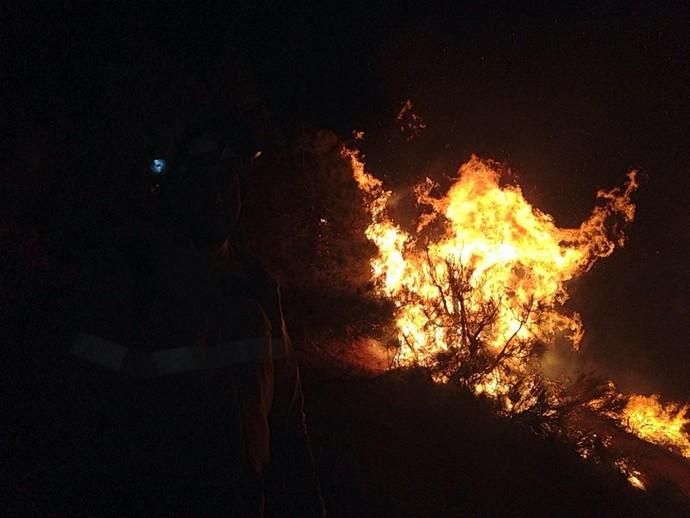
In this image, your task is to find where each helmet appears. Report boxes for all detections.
[148,118,259,180]
[146,118,259,247]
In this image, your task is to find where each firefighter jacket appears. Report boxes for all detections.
[20,237,323,515]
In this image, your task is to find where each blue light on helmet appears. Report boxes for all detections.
[150,158,168,175]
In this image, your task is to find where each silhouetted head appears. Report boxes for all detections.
[148,118,260,248]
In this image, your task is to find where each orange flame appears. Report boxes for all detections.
[620,395,690,458]
[346,147,639,409]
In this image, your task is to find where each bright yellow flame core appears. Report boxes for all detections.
[346,148,638,408]
[621,395,690,458]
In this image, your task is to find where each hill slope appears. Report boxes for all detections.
[302,367,688,517]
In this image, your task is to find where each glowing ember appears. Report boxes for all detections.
[396,99,427,141]
[346,147,637,410]
[614,458,647,491]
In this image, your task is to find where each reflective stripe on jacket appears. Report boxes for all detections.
[69,241,279,479]
[71,331,286,377]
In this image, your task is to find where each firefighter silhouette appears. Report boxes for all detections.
[28,119,324,516]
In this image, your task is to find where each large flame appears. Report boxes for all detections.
[347,148,636,405]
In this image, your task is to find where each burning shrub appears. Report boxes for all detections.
[345,147,639,413]
[589,390,690,459]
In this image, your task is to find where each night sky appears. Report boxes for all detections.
[5,2,689,397]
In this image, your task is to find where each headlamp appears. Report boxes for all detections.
[150,158,168,175]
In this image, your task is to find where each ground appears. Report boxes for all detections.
[299,359,689,517]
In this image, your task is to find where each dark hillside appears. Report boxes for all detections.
[301,366,687,517]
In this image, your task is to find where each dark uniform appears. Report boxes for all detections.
[14,122,324,516]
